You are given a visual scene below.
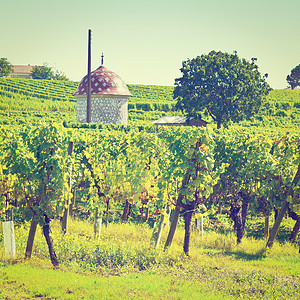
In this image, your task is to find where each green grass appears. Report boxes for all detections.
[1,262,230,299]
[0,219,299,299]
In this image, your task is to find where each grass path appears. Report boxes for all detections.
[1,250,299,299]
[1,261,228,299]
[0,220,299,299]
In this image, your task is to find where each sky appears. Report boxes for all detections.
[1,0,299,89]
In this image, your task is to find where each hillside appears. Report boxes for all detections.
[0,78,177,125]
[0,78,300,131]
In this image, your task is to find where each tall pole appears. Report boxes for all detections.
[87,29,92,123]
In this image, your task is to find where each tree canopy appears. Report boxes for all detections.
[174,51,271,128]
[286,64,300,90]
[31,64,54,80]
[31,64,69,81]
[0,58,13,77]
[53,70,69,81]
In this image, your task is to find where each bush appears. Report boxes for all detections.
[128,103,136,110]
[293,102,300,108]
[275,110,287,117]
[136,103,154,111]
[281,102,291,110]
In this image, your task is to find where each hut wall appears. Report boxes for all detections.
[76,97,128,124]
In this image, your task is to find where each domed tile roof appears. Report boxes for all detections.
[73,65,132,97]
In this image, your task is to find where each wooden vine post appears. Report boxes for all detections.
[25,219,38,259]
[150,208,169,248]
[62,141,74,234]
[195,216,204,238]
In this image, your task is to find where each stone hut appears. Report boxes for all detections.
[73,65,132,124]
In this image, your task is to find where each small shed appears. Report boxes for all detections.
[152,116,208,127]
[73,65,132,124]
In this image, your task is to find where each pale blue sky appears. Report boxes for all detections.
[1,0,299,88]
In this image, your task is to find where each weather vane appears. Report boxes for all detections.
[101,53,104,66]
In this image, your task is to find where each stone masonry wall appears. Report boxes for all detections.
[76,97,128,124]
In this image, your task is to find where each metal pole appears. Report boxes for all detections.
[87,29,92,123]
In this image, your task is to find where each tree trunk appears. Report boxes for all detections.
[287,207,300,241]
[164,172,192,250]
[145,206,149,221]
[127,202,132,219]
[264,215,270,238]
[267,164,300,248]
[121,200,130,222]
[61,205,69,234]
[183,205,195,256]
[289,220,300,241]
[42,215,59,267]
[274,208,280,221]
[229,202,243,244]
[25,218,38,259]
[69,187,76,217]
[164,140,201,251]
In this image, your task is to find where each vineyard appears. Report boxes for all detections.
[1,123,300,251]
[1,78,300,129]
[0,78,177,126]
[0,78,300,298]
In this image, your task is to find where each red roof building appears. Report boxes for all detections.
[10,65,35,79]
[73,64,131,125]
[73,65,132,98]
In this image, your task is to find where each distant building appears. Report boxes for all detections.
[73,64,132,125]
[10,65,35,79]
[153,116,208,127]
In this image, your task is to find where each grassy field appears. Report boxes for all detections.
[0,218,299,299]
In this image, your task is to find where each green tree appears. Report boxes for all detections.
[286,64,300,90]
[31,64,69,81]
[0,58,13,77]
[53,70,69,81]
[174,51,271,128]
[31,63,54,79]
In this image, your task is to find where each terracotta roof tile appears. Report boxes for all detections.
[73,65,132,97]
